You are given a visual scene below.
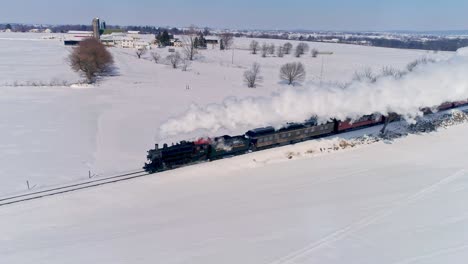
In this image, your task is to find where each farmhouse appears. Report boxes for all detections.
[101,32,152,49]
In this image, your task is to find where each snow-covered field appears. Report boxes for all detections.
[0,32,437,195]
[1,32,468,264]
[1,119,467,264]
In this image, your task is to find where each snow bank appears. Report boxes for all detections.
[160,48,468,139]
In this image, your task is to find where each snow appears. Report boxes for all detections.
[0,32,438,195]
[1,32,468,263]
[0,121,467,264]
[0,34,80,85]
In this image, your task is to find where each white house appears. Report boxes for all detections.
[120,37,135,48]
[100,32,153,49]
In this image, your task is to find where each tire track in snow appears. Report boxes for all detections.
[269,169,466,264]
[391,244,468,264]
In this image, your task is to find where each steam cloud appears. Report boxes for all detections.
[160,48,468,139]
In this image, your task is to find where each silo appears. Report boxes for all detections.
[92,18,100,39]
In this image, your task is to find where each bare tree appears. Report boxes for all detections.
[311,48,319,58]
[353,67,377,83]
[280,62,306,85]
[406,57,436,72]
[136,48,146,59]
[166,51,181,69]
[219,33,234,50]
[249,40,259,54]
[181,59,191,71]
[68,38,114,83]
[381,66,404,79]
[261,43,268,58]
[277,46,284,57]
[268,44,275,55]
[295,42,309,57]
[150,51,161,63]
[283,42,293,55]
[244,62,262,88]
[182,35,198,61]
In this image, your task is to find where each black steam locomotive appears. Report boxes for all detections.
[144,100,468,174]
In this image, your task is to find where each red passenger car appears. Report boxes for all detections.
[338,115,383,132]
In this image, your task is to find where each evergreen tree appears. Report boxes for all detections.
[220,39,225,50]
[157,30,171,46]
[6,24,12,30]
[198,33,207,48]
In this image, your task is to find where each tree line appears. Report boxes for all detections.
[245,32,468,52]
[250,40,321,58]
[0,23,212,36]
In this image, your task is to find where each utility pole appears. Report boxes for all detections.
[320,56,325,86]
[232,47,234,64]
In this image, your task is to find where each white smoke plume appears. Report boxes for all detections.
[160,48,468,139]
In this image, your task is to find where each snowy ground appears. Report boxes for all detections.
[0,32,438,195]
[0,119,467,264]
[1,32,468,264]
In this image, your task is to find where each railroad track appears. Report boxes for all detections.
[0,170,150,207]
[1,105,467,208]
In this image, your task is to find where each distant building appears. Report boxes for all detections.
[100,34,117,47]
[205,36,219,48]
[79,27,152,49]
[205,36,219,45]
[43,28,52,34]
[120,37,135,48]
[64,31,93,45]
[92,18,100,40]
[64,18,104,45]
[171,39,183,47]
[323,38,340,43]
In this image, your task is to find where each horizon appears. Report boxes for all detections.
[1,0,468,32]
[2,21,468,35]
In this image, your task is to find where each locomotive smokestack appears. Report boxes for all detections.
[155,144,159,149]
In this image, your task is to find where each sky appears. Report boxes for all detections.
[1,0,467,31]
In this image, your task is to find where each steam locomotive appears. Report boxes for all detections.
[144,100,468,173]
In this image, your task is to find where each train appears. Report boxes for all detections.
[143,100,468,173]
